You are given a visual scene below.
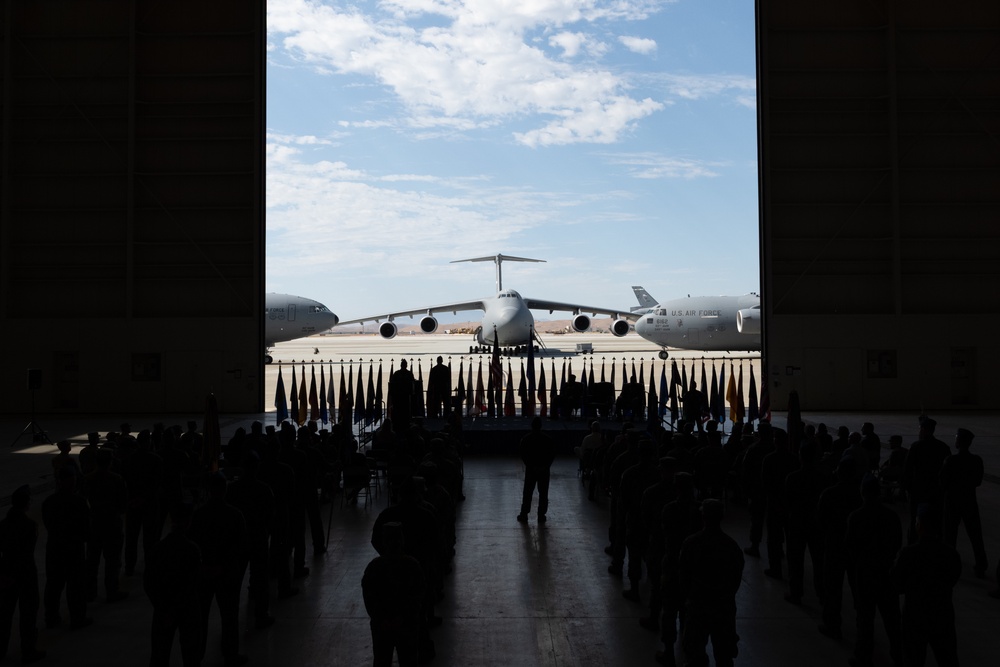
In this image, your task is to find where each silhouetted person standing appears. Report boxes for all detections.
[783,441,830,605]
[761,429,798,580]
[677,499,743,667]
[84,449,129,603]
[620,440,660,602]
[227,451,275,629]
[940,427,988,578]
[740,422,773,558]
[389,360,416,429]
[517,417,555,523]
[891,505,961,667]
[656,471,701,667]
[123,430,163,576]
[846,475,902,667]
[190,473,249,667]
[816,458,862,641]
[144,503,202,667]
[902,417,949,543]
[427,356,451,419]
[363,522,425,667]
[42,468,92,630]
[0,485,45,664]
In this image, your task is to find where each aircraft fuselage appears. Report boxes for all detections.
[477,290,536,346]
[265,293,340,348]
[634,294,761,352]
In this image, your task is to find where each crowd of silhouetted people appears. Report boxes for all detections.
[581,413,989,666]
[1,411,466,667]
[1,405,993,666]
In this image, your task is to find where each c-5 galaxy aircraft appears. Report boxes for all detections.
[633,293,761,358]
[265,293,339,363]
[337,254,636,351]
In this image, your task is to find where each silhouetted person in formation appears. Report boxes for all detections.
[427,356,451,419]
[145,503,202,667]
[606,427,639,576]
[79,432,102,475]
[191,472,248,667]
[760,428,798,580]
[51,440,80,480]
[655,471,702,667]
[693,423,728,501]
[84,448,129,603]
[783,440,830,605]
[517,417,555,523]
[860,421,881,472]
[262,439,296,599]
[575,421,603,500]
[739,422,773,557]
[620,440,660,602]
[846,474,902,667]
[902,417,949,543]
[940,427,988,578]
[371,477,441,663]
[363,522,424,667]
[816,457,862,641]
[891,505,961,667]
[677,499,743,667]
[293,425,330,557]
[227,451,275,629]
[0,485,45,664]
[638,456,677,634]
[42,467,92,630]
[123,429,163,576]
[880,435,908,497]
[389,360,416,428]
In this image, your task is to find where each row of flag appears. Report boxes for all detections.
[272,350,769,429]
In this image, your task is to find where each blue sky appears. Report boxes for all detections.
[266,0,759,322]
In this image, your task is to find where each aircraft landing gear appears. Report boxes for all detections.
[265,354,274,364]
[658,349,669,360]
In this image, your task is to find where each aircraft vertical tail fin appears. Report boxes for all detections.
[630,286,658,312]
[451,253,546,292]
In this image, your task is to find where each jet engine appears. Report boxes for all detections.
[378,321,398,339]
[609,318,631,337]
[737,308,760,335]
[419,315,438,334]
[571,314,592,333]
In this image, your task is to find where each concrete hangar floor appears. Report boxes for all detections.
[1,333,998,666]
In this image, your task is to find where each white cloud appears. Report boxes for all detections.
[618,35,657,55]
[266,137,585,277]
[604,152,727,179]
[268,0,668,146]
[659,73,756,102]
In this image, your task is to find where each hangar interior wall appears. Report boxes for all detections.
[758,0,1000,411]
[0,0,264,414]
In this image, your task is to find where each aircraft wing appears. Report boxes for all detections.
[337,299,489,326]
[522,297,640,321]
